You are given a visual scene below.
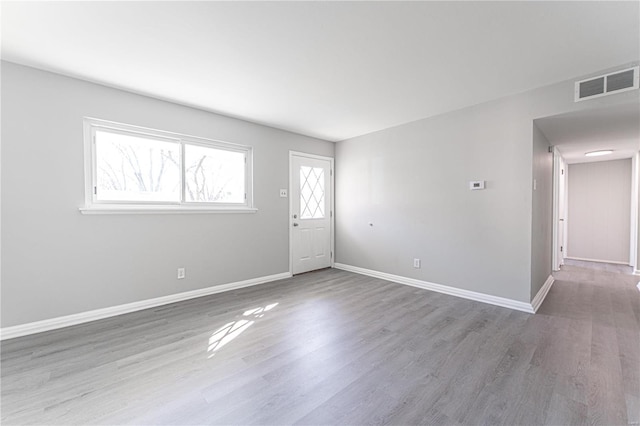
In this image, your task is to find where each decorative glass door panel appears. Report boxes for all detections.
[300,166,325,219]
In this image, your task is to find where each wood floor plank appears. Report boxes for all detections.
[2,265,639,425]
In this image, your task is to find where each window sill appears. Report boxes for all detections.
[79,205,258,215]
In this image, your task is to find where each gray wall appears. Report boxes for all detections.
[1,62,334,327]
[336,62,639,303]
[531,124,553,299]
[567,159,632,264]
[336,97,534,301]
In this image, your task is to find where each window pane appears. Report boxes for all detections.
[95,130,180,202]
[300,166,325,219]
[184,144,245,203]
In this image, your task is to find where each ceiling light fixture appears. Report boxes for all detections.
[585,150,613,157]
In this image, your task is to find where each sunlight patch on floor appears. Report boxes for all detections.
[207,303,279,358]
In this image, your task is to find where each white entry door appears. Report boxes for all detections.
[291,153,333,275]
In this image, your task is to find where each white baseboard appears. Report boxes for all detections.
[634,269,640,276]
[0,272,291,341]
[531,275,555,313]
[565,256,630,266]
[334,263,535,313]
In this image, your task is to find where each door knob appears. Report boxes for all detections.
[293,214,298,219]
[293,223,299,227]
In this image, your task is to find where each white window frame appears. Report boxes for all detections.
[80,117,256,214]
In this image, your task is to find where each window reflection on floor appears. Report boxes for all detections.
[207,303,278,358]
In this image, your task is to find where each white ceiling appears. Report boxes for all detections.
[536,103,640,164]
[2,1,639,142]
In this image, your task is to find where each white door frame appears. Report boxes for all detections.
[551,146,568,271]
[631,151,639,272]
[554,152,639,270]
[289,151,335,274]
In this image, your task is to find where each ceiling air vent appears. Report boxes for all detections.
[574,66,639,102]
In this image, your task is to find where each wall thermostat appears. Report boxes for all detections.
[469,181,485,190]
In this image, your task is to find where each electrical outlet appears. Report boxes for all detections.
[177,267,186,279]
[413,258,421,268]
[279,189,288,197]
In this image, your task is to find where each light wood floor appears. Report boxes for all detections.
[1,266,639,425]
